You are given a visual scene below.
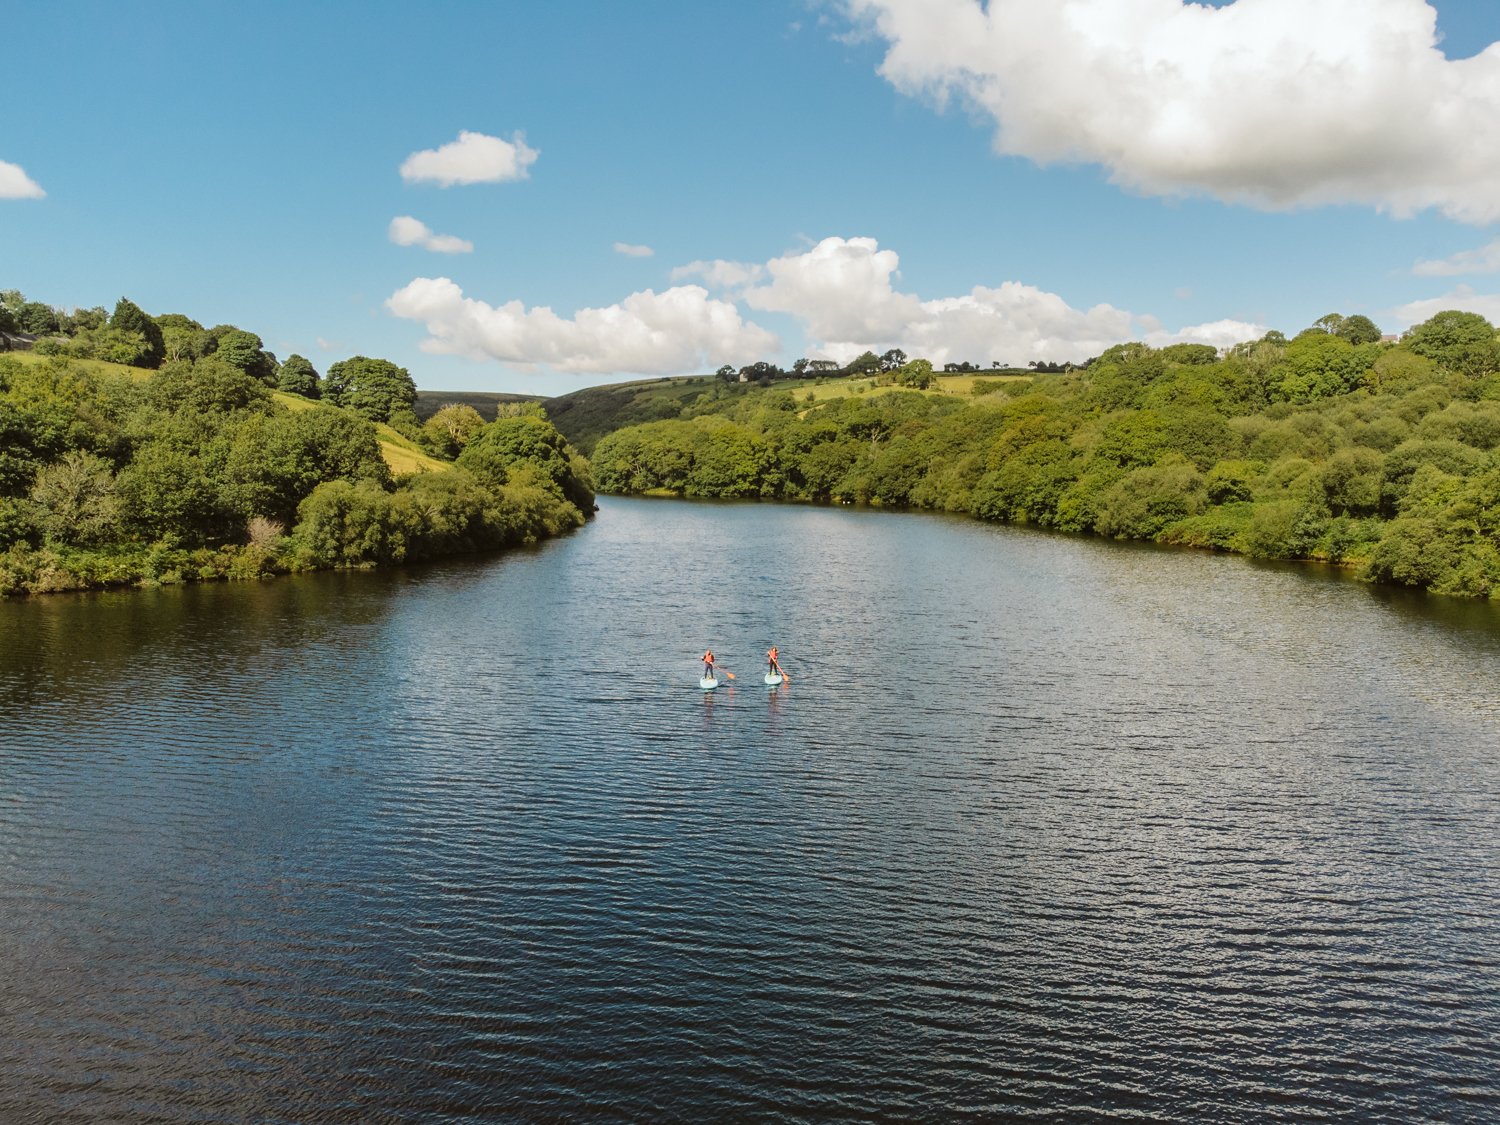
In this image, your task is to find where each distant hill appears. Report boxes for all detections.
[543,376,721,453]
[413,389,538,421]
[541,371,1030,454]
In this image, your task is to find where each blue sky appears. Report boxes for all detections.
[4,0,1500,395]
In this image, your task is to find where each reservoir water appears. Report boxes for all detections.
[2,496,1498,1122]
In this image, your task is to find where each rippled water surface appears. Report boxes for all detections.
[3,497,1499,1123]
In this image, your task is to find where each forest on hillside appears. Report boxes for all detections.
[589,311,1500,598]
[0,291,593,597]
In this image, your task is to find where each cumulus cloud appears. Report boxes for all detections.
[386,277,779,376]
[670,258,766,289]
[736,236,1247,365]
[844,0,1500,223]
[1392,285,1500,327]
[613,242,655,258]
[399,130,538,187]
[388,235,1268,377]
[1413,240,1500,277]
[388,215,473,254]
[0,160,45,199]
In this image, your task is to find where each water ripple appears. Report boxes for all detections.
[1,499,1498,1122]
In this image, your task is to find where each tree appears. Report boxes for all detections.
[108,297,165,367]
[29,451,120,546]
[1159,343,1219,366]
[16,302,60,335]
[880,348,908,372]
[215,329,277,383]
[276,354,320,398]
[155,314,211,363]
[792,358,810,376]
[0,306,14,336]
[895,358,934,388]
[847,351,881,376]
[60,306,107,334]
[221,406,389,526]
[323,356,417,422]
[1403,310,1500,378]
[456,413,593,513]
[421,403,486,458]
[1336,314,1382,345]
[715,364,737,381]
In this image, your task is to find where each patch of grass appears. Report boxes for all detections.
[3,349,149,380]
[373,422,451,475]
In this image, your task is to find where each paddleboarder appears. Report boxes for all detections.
[766,646,784,678]
[703,649,716,679]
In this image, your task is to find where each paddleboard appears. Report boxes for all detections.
[700,676,719,690]
[764,673,784,686]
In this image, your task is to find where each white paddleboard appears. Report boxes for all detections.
[764,673,783,686]
[700,676,719,690]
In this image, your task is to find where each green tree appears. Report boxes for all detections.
[421,403,486,458]
[214,330,277,383]
[1336,314,1382,345]
[221,406,390,526]
[154,314,211,362]
[847,350,881,376]
[29,451,120,546]
[108,297,166,368]
[456,413,594,512]
[324,356,417,422]
[276,354,320,398]
[1403,310,1500,378]
[61,307,107,334]
[17,302,60,335]
[895,358,934,388]
[1159,343,1219,366]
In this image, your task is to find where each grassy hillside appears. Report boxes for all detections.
[273,390,449,474]
[544,371,1034,453]
[413,389,537,421]
[3,349,147,380]
[7,352,449,477]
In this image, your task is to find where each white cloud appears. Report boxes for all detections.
[388,215,473,254]
[399,130,538,187]
[670,258,766,290]
[386,277,779,376]
[388,235,1272,377]
[1143,318,1269,352]
[0,160,45,199]
[1391,285,1500,327]
[844,0,1500,223]
[740,236,1264,365]
[613,242,655,258]
[1413,240,1500,277]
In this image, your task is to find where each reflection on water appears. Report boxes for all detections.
[2,497,1498,1122]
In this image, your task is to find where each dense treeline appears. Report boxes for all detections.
[591,311,1500,598]
[0,291,594,597]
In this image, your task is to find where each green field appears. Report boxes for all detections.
[542,371,1035,452]
[3,349,148,380]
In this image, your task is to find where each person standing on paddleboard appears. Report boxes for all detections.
[703,649,716,678]
[766,647,783,677]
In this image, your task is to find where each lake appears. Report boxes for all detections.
[2,496,1498,1122]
